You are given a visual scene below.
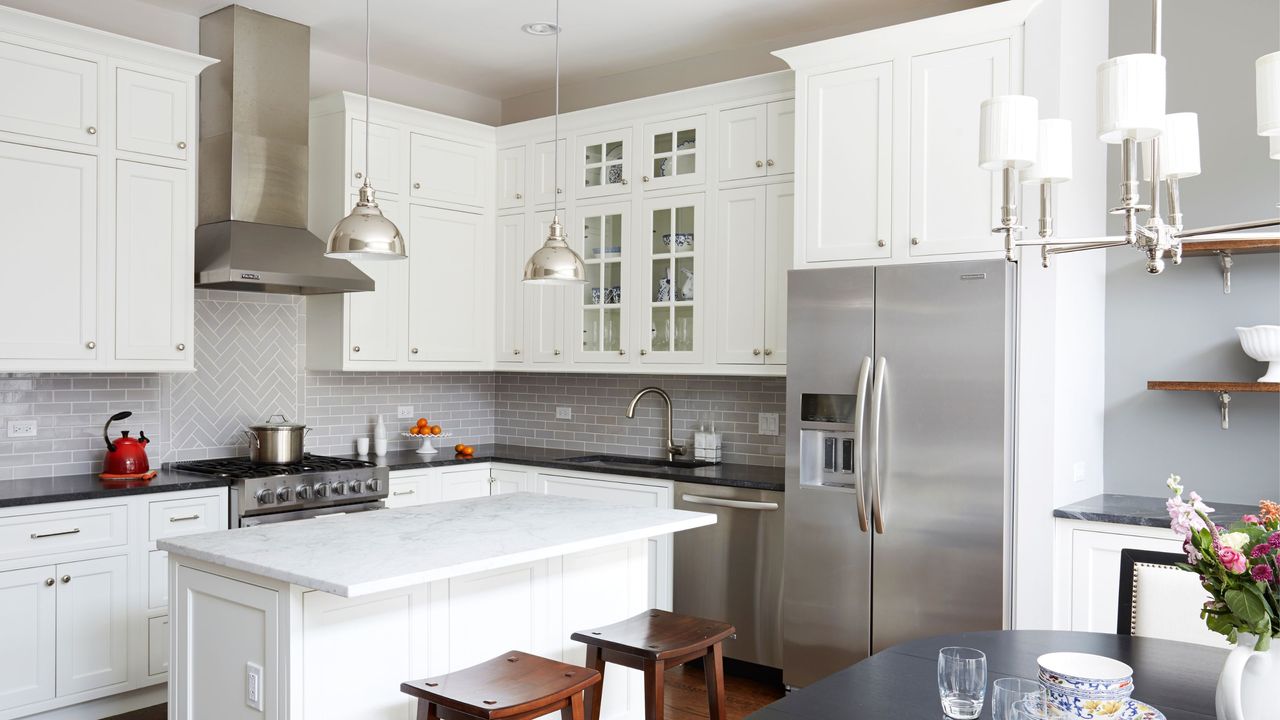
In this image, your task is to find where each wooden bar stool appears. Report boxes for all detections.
[400,650,601,720]
[571,609,736,720]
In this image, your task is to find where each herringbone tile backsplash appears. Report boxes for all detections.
[0,292,784,480]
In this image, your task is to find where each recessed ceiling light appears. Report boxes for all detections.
[522,22,560,36]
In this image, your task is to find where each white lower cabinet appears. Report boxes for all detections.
[55,555,128,697]
[386,464,530,507]
[439,467,494,501]
[0,566,56,711]
[491,467,533,495]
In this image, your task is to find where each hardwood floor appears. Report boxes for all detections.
[105,664,784,720]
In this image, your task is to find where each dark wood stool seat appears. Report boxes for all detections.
[400,650,601,720]
[571,609,736,720]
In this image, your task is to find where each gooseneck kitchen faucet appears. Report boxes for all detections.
[624,387,686,460]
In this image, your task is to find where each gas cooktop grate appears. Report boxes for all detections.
[169,455,377,480]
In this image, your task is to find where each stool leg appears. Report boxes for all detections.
[642,659,666,720]
[584,645,606,720]
[704,642,726,720]
[415,700,441,720]
[562,691,586,720]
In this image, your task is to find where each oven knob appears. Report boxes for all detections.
[295,484,313,501]
[348,479,364,494]
[276,486,292,503]
[255,488,276,505]
[314,482,330,498]
[364,479,380,493]
[331,482,346,496]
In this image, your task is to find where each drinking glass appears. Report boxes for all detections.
[992,677,1042,720]
[1011,698,1050,720]
[938,647,987,719]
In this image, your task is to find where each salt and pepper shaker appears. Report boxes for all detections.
[693,413,722,464]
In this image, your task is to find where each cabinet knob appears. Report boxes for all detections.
[877,239,887,248]
[513,349,521,356]
[755,160,764,168]
[618,349,626,355]
[44,578,54,587]
[352,346,360,353]
[642,176,650,183]
[354,171,363,179]
[753,348,762,356]
[554,349,561,356]
[556,188,563,194]
[911,237,920,246]
[766,159,775,167]
[764,348,774,356]
[177,141,187,149]
[621,178,629,185]
[176,343,185,351]
[515,192,523,199]
[640,349,649,355]
[411,347,419,354]
[413,182,421,189]
[60,575,70,584]
[86,126,97,135]
[85,341,96,350]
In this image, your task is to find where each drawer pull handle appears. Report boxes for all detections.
[681,494,779,511]
[169,514,200,523]
[392,490,416,496]
[31,528,81,539]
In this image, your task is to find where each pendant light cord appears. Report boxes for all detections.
[553,0,560,219]
[365,0,371,190]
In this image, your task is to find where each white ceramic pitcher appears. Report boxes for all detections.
[1215,633,1277,720]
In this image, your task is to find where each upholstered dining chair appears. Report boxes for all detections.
[1116,548,1222,647]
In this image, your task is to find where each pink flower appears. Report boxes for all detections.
[1184,538,1202,564]
[1218,547,1248,574]
[1250,544,1273,559]
[1251,564,1274,583]
[1270,532,1280,549]
[1243,514,1262,525]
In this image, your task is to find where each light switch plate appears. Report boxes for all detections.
[758,413,779,436]
[396,406,414,419]
[1073,460,1086,483]
[246,661,263,711]
[555,407,572,420]
[6,420,36,438]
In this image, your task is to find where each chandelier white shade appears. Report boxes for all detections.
[1097,54,1166,143]
[1023,118,1073,183]
[979,95,1039,170]
[1258,51,1280,136]
[1143,112,1200,181]
[1271,135,1280,160]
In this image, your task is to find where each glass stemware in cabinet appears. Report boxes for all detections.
[580,210,625,355]
[647,200,698,357]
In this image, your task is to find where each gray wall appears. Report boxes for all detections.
[1104,0,1280,503]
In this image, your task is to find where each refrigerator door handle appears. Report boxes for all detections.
[852,355,872,533]
[869,356,887,534]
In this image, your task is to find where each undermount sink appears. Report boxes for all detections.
[561,454,715,470]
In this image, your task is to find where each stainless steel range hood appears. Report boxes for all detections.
[195,5,373,295]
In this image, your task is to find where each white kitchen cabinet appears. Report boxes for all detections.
[350,118,400,194]
[801,62,893,263]
[641,194,705,364]
[345,194,406,364]
[491,467,532,495]
[576,127,632,199]
[0,565,56,712]
[641,115,705,190]
[0,39,98,146]
[55,555,128,696]
[908,40,1009,257]
[496,145,526,209]
[527,211,569,365]
[115,68,189,161]
[717,99,794,182]
[0,142,98,362]
[114,160,191,363]
[575,201,632,363]
[440,467,494,501]
[715,183,792,365]
[146,616,168,677]
[531,138,566,206]
[387,470,438,508]
[537,472,674,610]
[494,213,526,363]
[410,132,487,210]
[407,204,491,364]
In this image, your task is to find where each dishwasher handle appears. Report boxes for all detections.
[681,494,779,511]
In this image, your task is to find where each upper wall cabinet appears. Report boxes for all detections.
[576,127,632,200]
[350,119,399,194]
[115,68,189,161]
[717,99,794,182]
[407,205,491,363]
[716,183,792,365]
[494,213,525,362]
[0,39,98,146]
[641,115,705,190]
[496,146,526,210]
[0,9,211,373]
[410,132,488,210]
[531,138,566,206]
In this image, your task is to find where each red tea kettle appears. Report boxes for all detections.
[100,411,154,481]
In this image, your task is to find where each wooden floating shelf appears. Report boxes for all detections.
[1179,237,1280,257]
[1147,381,1280,393]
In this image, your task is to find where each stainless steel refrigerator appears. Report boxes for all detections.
[782,260,1014,689]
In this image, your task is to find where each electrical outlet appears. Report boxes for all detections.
[1073,460,1086,484]
[6,420,36,438]
[396,406,414,419]
[758,413,779,436]
[555,406,572,420]
[246,662,263,711]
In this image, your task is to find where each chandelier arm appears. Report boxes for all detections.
[1175,218,1280,239]
[1042,239,1135,256]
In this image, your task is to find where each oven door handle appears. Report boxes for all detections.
[681,494,779,511]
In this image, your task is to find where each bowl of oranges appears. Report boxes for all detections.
[402,418,451,455]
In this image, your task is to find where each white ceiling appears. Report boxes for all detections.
[137,0,992,100]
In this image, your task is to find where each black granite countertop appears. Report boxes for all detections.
[1053,493,1259,529]
[0,470,234,509]
[333,443,785,492]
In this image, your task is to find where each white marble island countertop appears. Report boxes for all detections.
[158,492,715,597]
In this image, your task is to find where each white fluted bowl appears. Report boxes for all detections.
[1236,325,1280,382]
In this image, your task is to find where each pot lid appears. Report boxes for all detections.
[249,413,307,431]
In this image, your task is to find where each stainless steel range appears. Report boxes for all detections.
[169,455,389,527]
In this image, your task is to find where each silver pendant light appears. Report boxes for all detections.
[326,0,406,261]
[523,0,586,284]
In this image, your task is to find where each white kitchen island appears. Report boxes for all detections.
[159,492,714,720]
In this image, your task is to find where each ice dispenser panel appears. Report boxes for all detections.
[798,393,858,491]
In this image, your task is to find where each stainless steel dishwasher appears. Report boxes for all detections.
[673,482,784,669]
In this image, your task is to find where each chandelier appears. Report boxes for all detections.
[979,0,1280,273]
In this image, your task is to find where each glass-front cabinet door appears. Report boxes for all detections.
[577,128,631,200]
[641,115,705,191]
[576,201,630,363]
[642,194,704,363]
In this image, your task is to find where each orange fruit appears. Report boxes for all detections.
[429,425,442,436]
[462,445,474,455]
[408,426,420,435]
[454,443,466,453]
[416,418,428,428]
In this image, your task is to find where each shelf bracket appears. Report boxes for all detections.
[1218,252,1233,294]
[1219,391,1231,430]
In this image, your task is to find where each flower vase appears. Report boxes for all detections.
[1216,633,1278,720]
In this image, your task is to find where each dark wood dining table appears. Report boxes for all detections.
[747,630,1228,720]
